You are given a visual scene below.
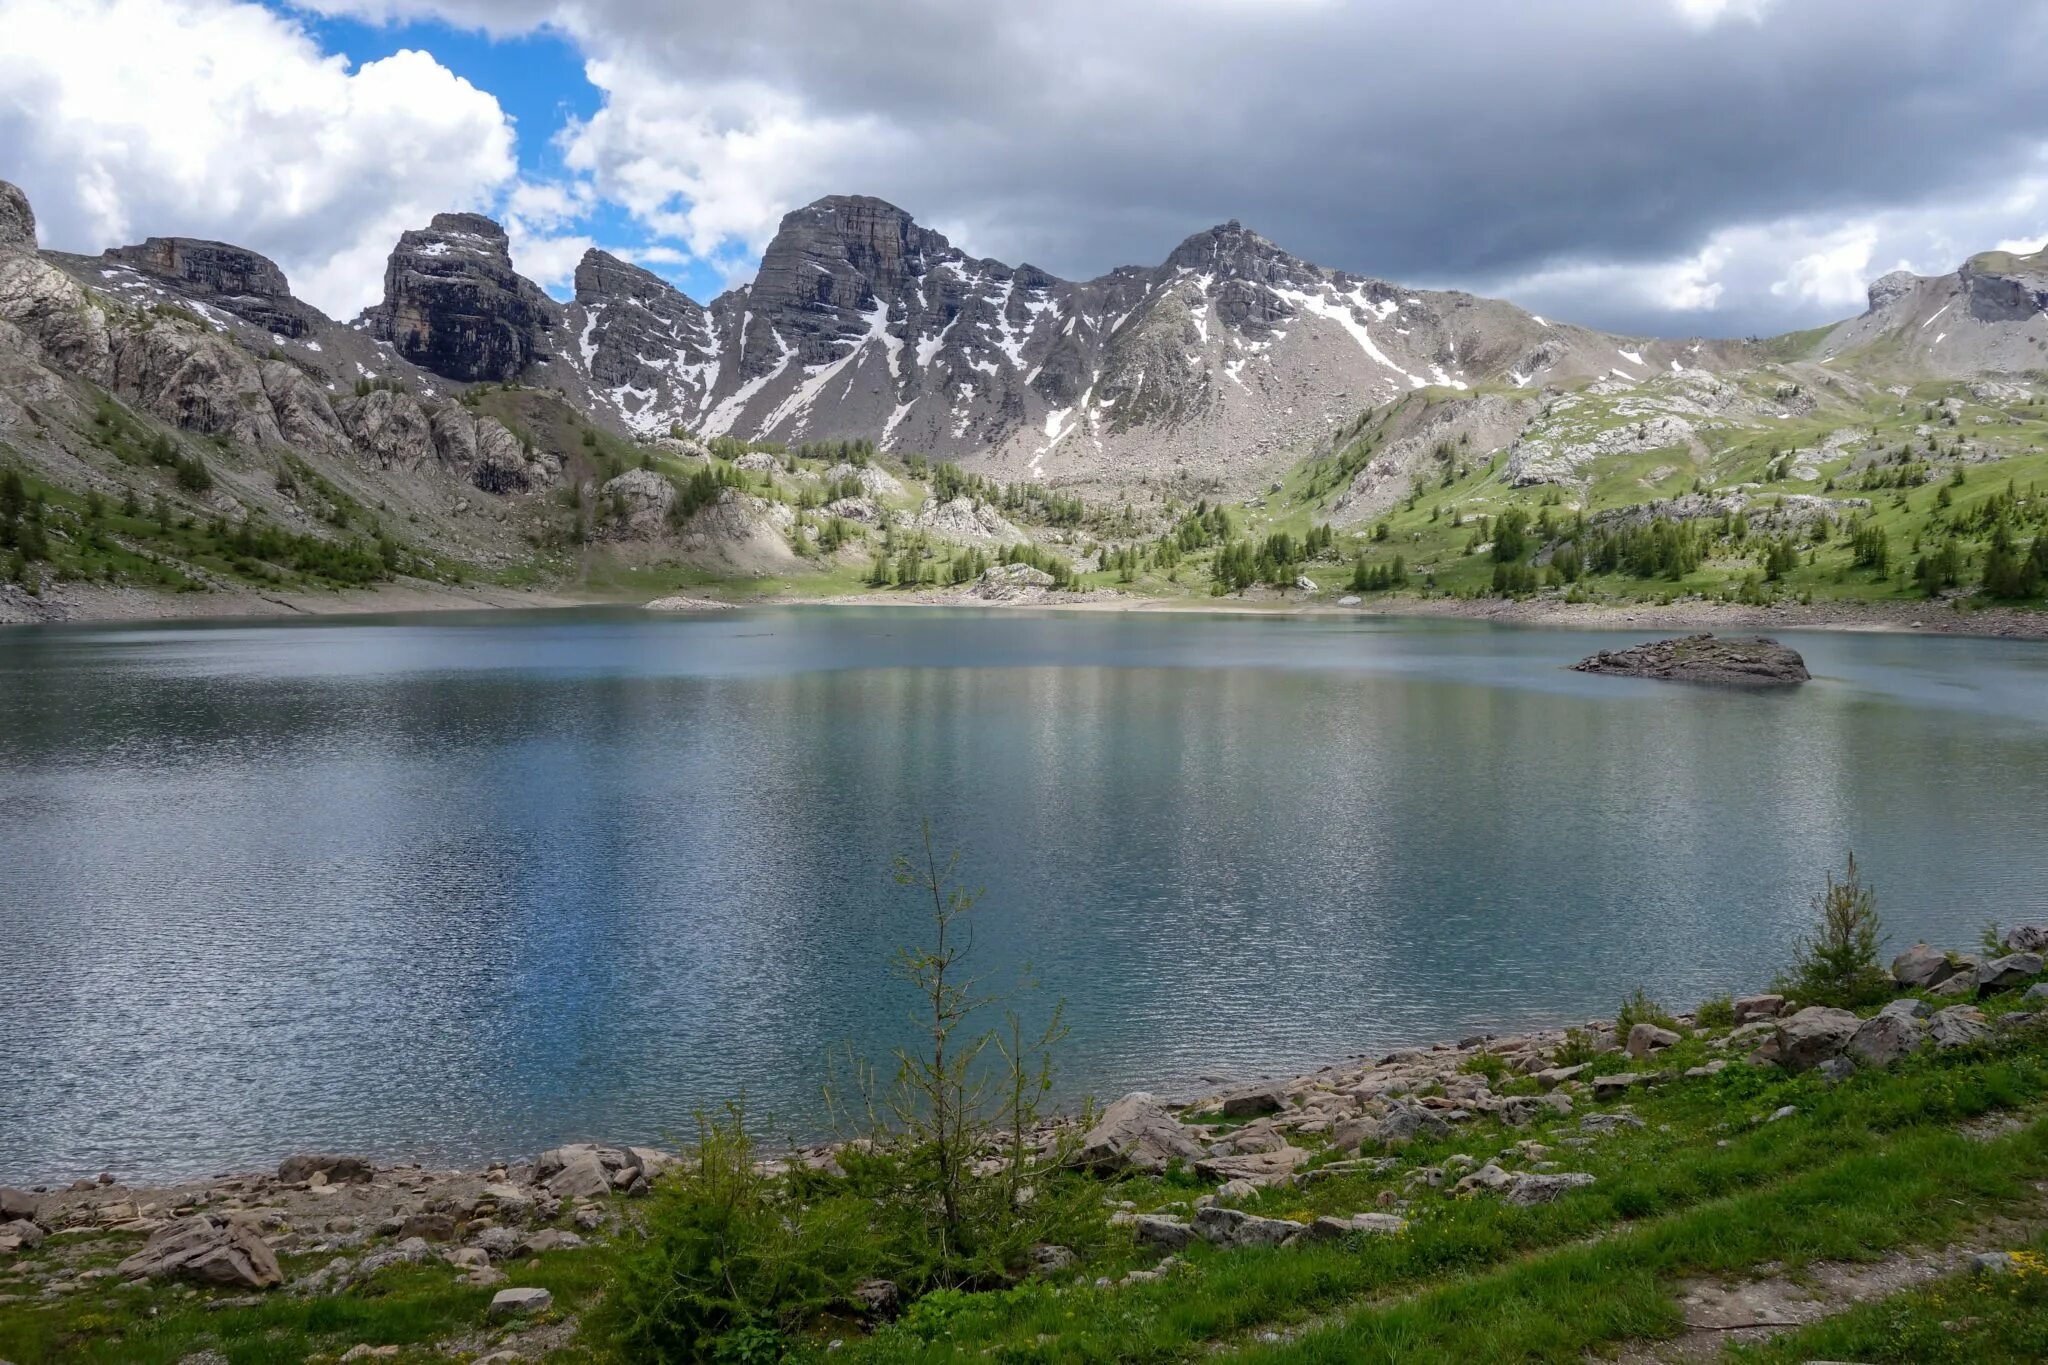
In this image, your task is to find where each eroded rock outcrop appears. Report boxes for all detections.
[1572,635,1810,686]
[365,213,559,383]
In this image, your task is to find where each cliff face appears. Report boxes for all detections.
[365,213,560,383]
[98,237,316,339]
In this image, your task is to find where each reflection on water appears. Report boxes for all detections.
[2,607,2046,1182]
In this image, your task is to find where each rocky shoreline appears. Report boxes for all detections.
[5,928,2044,1312]
[11,572,2048,640]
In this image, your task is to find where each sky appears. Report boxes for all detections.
[3,0,2046,338]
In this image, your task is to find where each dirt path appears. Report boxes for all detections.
[1602,1177,2048,1363]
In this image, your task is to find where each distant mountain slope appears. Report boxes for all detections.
[1798,246,2048,377]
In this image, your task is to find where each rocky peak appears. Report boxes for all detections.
[569,248,712,397]
[426,212,511,248]
[1165,220,1312,286]
[0,180,35,251]
[366,211,558,384]
[1961,247,2048,323]
[1866,269,1918,313]
[99,237,313,336]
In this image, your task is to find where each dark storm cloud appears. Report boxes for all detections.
[324,0,2048,334]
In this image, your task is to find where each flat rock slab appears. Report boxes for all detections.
[1572,634,1810,686]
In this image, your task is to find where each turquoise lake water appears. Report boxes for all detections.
[2,606,2045,1182]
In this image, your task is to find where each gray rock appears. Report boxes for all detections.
[1029,1243,1078,1274]
[1533,1063,1586,1089]
[0,180,35,250]
[1730,994,1785,1023]
[1879,998,1933,1020]
[1191,1205,1305,1249]
[277,1154,373,1185]
[2024,983,2048,1004]
[0,1189,40,1222]
[469,1226,522,1262]
[1968,1251,2015,1276]
[1814,1056,1857,1084]
[1930,971,1979,999]
[1976,953,2043,994]
[1579,1112,1646,1134]
[1571,635,1809,686]
[1300,1212,1407,1241]
[544,1154,612,1202]
[487,1285,553,1319]
[1591,1072,1650,1098]
[1504,1172,1596,1206]
[1762,1006,1861,1073]
[1890,942,1962,990]
[116,1215,282,1290]
[1131,1214,1195,1251]
[0,1218,46,1251]
[515,1228,584,1256]
[851,1278,900,1317]
[1927,1005,1990,1049]
[1625,1023,1680,1058]
[2002,924,2048,954]
[1218,1084,1289,1119]
[1073,1093,1207,1174]
[1846,1010,1924,1069]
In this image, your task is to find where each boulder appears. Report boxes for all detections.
[1879,998,1933,1020]
[0,1188,40,1222]
[1190,1205,1305,1249]
[397,1213,457,1243]
[1976,953,2044,995]
[1760,1006,1860,1072]
[1131,1214,1195,1251]
[278,1154,373,1185]
[1300,1212,1407,1241]
[1591,1072,1651,1099]
[116,1215,282,1290]
[2024,983,2048,1005]
[1625,1023,1680,1058]
[1073,1093,1206,1174]
[1195,1147,1311,1186]
[851,1278,900,1317]
[1532,1064,1586,1090]
[0,1218,46,1253]
[516,1228,585,1256]
[1927,1005,1989,1049]
[1930,972,1978,999]
[1334,1098,1450,1152]
[1504,1172,1597,1206]
[487,1285,553,1319]
[1218,1084,1289,1119]
[1891,943,1962,990]
[1570,634,1809,686]
[1730,994,1785,1023]
[2002,924,2048,954]
[1846,1010,1924,1069]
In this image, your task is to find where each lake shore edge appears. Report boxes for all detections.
[9,574,2048,638]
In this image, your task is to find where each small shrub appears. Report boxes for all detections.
[1776,851,1890,1008]
[595,1102,880,1362]
[1694,994,1736,1029]
[1552,1027,1602,1067]
[1617,988,1680,1036]
[1459,1050,1510,1082]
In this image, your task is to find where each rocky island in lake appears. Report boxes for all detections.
[1571,634,1811,686]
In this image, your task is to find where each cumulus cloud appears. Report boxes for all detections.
[0,0,517,317]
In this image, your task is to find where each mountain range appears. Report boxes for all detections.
[3,170,2047,616]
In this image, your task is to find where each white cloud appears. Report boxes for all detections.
[0,0,517,317]
[558,62,902,260]
[1768,226,1879,308]
[1670,0,1775,27]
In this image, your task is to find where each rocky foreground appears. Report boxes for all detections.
[1571,632,1812,685]
[3,926,2046,1358]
